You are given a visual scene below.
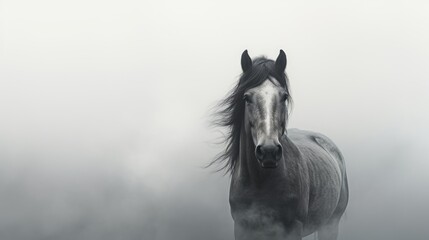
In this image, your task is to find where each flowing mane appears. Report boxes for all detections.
[212,56,292,174]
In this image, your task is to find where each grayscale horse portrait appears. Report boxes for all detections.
[213,50,349,240]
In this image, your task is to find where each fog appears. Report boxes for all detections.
[1,0,429,239]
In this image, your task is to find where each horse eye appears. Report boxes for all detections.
[243,94,252,103]
[280,93,288,102]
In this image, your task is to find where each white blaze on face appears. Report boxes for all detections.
[257,79,279,135]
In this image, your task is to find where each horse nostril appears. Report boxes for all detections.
[275,144,282,160]
[256,144,282,162]
[255,145,264,160]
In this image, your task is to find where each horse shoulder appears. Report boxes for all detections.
[287,129,347,224]
[287,128,345,170]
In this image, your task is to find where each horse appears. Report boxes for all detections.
[213,50,349,240]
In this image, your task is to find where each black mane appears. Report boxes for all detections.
[212,56,292,174]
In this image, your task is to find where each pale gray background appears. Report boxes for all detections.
[1,0,428,239]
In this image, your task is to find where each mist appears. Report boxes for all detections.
[1,0,429,239]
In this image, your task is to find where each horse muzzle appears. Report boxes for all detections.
[255,142,282,168]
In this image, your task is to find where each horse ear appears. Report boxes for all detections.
[241,50,252,72]
[275,49,287,73]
